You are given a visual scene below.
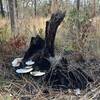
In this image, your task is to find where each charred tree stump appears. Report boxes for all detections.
[23,11,65,61]
[12,11,94,91]
[43,11,66,57]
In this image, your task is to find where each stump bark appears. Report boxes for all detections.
[23,11,65,61]
[43,11,66,57]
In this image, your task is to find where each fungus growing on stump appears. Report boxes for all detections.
[12,11,93,92]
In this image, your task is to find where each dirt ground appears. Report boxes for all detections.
[0,45,100,100]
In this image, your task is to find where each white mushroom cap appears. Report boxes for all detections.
[16,67,33,73]
[25,60,35,66]
[74,88,81,95]
[12,58,23,67]
[30,71,45,76]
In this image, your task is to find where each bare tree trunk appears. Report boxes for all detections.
[76,0,80,32]
[93,0,96,17]
[77,0,80,10]
[8,0,17,34]
[0,0,5,17]
[34,0,37,16]
[15,0,18,18]
[5,0,9,18]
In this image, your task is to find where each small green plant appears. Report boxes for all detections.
[64,46,74,52]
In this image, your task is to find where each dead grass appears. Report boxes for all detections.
[17,16,49,38]
[0,18,8,29]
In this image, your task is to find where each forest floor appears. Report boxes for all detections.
[0,45,100,100]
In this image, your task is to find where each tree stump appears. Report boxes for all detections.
[23,11,66,60]
[43,11,66,57]
[13,11,94,91]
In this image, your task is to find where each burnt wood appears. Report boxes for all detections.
[44,11,66,57]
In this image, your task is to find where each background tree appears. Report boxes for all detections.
[34,0,37,16]
[0,0,5,17]
[93,0,96,17]
[77,0,80,31]
[8,0,17,34]
[15,0,18,18]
